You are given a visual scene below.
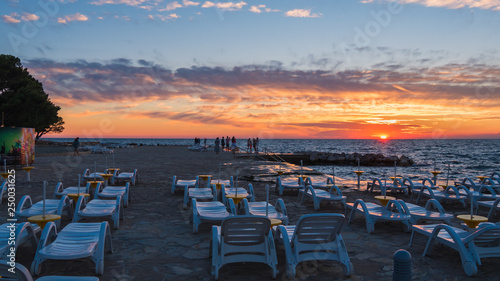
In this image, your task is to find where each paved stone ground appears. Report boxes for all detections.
[3,145,499,280]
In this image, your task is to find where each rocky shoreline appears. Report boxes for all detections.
[259,152,415,167]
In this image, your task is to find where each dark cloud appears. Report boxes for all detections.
[23,57,500,109]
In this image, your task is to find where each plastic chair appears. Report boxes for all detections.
[211,216,278,280]
[53,182,92,199]
[274,213,353,278]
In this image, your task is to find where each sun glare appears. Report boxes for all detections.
[380,135,388,139]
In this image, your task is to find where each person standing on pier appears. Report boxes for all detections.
[214,137,220,154]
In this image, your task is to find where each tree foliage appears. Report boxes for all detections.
[0,54,64,140]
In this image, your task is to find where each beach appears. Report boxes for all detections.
[5,144,498,280]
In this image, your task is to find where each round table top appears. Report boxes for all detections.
[457,214,488,229]
[100,174,113,179]
[67,193,90,197]
[375,195,396,206]
[199,175,211,180]
[0,172,10,179]
[107,168,120,171]
[28,214,61,223]
[354,171,364,175]
[476,176,488,181]
[226,194,247,199]
[22,166,34,172]
[87,180,104,183]
[430,171,442,175]
[270,219,282,227]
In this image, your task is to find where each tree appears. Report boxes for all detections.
[0,54,64,140]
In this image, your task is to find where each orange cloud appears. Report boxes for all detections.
[57,13,89,24]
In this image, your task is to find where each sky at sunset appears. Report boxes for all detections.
[1,0,500,139]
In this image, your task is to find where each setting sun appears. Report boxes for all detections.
[380,135,388,139]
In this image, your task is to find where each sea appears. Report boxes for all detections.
[43,138,500,185]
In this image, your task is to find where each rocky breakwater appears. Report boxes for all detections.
[307,152,414,167]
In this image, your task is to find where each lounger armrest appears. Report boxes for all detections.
[171,176,177,195]
[83,169,90,177]
[425,199,446,213]
[305,185,316,197]
[396,200,411,215]
[477,184,497,196]
[16,195,32,217]
[422,178,435,188]
[15,222,38,249]
[97,221,113,255]
[242,198,250,215]
[276,198,287,217]
[386,200,404,213]
[211,225,220,270]
[227,198,236,215]
[53,182,64,199]
[248,184,255,202]
[329,185,343,196]
[37,222,58,251]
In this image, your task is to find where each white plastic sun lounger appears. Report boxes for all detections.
[299,185,346,211]
[409,223,500,276]
[368,178,409,196]
[15,195,73,229]
[192,199,236,233]
[477,198,500,220]
[171,175,200,195]
[415,184,470,207]
[183,184,216,209]
[95,183,130,207]
[31,221,113,275]
[73,196,123,230]
[275,177,305,196]
[242,198,289,225]
[211,216,278,280]
[221,184,255,205]
[0,222,39,259]
[346,199,411,234]
[112,169,138,185]
[397,199,453,225]
[53,182,92,199]
[274,214,353,278]
[0,181,10,204]
[304,176,335,190]
[0,261,99,280]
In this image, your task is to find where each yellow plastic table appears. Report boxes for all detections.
[354,171,364,190]
[298,175,309,181]
[430,171,442,177]
[0,172,10,179]
[277,171,284,176]
[270,219,282,227]
[28,214,61,229]
[199,175,211,181]
[389,176,401,181]
[226,194,247,205]
[107,168,120,174]
[67,193,90,203]
[214,183,223,190]
[87,181,104,189]
[457,215,488,229]
[100,174,113,186]
[22,166,34,172]
[476,176,488,182]
[375,195,396,206]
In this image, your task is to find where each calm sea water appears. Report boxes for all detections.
[44,138,500,184]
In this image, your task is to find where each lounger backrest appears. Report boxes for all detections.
[0,260,33,281]
[473,225,500,245]
[221,216,270,246]
[294,214,345,244]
